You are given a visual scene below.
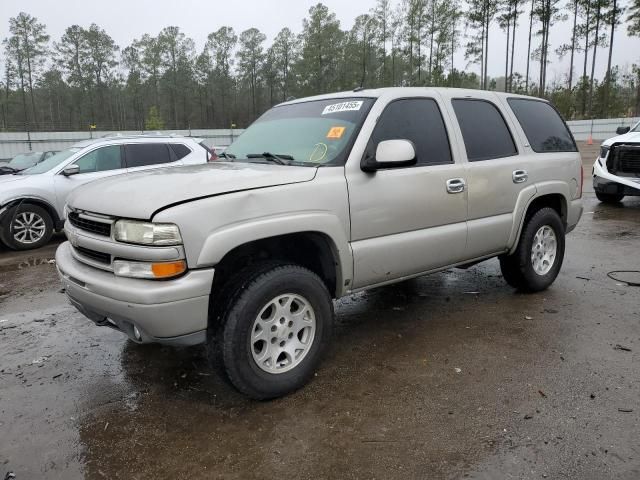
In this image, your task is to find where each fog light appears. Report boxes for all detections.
[133,326,142,341]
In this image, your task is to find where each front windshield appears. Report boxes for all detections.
[21,148,80,175]
[8,152,42,169]
[632,121,640,132]
[225,97,375,166]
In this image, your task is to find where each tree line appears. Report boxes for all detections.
[2,0,640,132]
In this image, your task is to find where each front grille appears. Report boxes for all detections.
[618,146,640,174]
[68,212,112,237]
[75,246,111,265]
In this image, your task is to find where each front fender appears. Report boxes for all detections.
[0,196,61,226]
[196,211,352,293]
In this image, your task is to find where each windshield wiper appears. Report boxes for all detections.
[246,152,294,165]
[219,152,236,160]
[0,166,18,174]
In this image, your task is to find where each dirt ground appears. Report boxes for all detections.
[0,145,638,479]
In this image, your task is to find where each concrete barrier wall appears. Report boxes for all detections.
[566,117,639,142]
[0,130,245,161]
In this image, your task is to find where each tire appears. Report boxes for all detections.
[0,203,54,251]
[499,207,565,293]
[595,191,624,204]
[209,263,333,400]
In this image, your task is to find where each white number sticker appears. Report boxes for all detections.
[322,101,364,115]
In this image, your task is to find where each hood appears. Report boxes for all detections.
[0,174,29,184]
[602,131,640,146]
[67,162,319,219]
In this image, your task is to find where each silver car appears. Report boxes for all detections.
[0,135,209,250]
[57,88,583,399]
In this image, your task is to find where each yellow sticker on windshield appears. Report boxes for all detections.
[327,126,346,140]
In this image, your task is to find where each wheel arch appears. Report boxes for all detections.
[1,197,62,230]
[207,231,343,334]
[508,185,569,255]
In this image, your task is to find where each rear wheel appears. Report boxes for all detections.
[595,191,624,204]
[0,203,54,251]
[209,263,333,399]
[499,207,565,292]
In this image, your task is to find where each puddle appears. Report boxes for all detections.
[0,257,55,273]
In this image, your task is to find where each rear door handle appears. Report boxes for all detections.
[446,178,466,194]
[513,170,528,184]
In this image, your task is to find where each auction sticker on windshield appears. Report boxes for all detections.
[326,126,346,139]
[322,101,364,115]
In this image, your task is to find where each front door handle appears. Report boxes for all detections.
[513,170,529,184]
[446,178,466,194]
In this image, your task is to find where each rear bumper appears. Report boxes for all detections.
[56,241,214,346]
[566,198,583,234]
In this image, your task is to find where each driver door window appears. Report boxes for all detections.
[75,146,124,173]
[367,98,453,166]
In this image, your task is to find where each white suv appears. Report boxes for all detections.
[593,121,640,203]
[0,135,210,250]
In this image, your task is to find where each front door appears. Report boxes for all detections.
[53,144,127,216]
[346,96,468,289]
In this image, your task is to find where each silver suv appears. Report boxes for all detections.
[0,135,209,250]
[56,88,584,399]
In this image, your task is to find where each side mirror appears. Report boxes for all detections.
[361,139,417,173]
[616,126,630,135]
[62,165,80,177]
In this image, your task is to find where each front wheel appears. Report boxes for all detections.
[212,264,333,399]
[499,207,565,293]
[0,203,54,250]
[595,191,624,204]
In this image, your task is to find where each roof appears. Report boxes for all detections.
[280,87,543,106]
[71,134,201,149]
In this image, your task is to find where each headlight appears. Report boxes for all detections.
[113,260,187,279]
[600,145,610,159]
[114,220,182,246]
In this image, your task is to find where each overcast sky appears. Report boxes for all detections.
[2,0,639,84]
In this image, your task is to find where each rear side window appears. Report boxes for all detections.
[124,143,172,168]
[368,98,452,166]
[169,143,191,160]
[452,99,518,161]
[508,99,577,152]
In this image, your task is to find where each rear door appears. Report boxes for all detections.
[124,143,182,173]
[346,95,468,289]
[442,93,531,259]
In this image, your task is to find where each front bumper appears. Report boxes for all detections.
[593,159,640,196]
[56,241,215,346]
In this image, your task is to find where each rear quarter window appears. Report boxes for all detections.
[169,143,192,160]
[507,99,577,153]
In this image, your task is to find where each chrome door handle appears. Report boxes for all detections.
[513,170,528,184]
[446,178,466,194]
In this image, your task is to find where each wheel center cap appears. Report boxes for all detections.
[276,325,289,340]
